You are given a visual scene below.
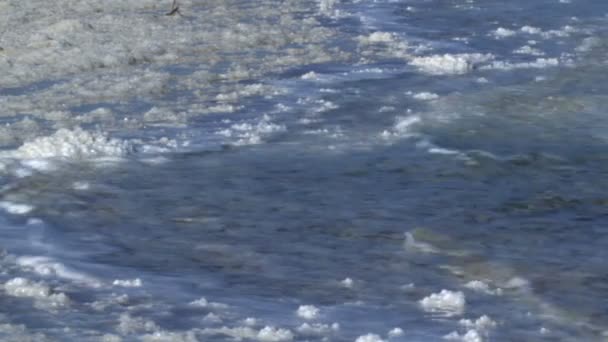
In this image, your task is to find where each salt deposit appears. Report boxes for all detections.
[419,290,466,316]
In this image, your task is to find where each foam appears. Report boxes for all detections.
[257,326,294,342]
[112,278,143,287]
[459,316,497,332]
[484,58,559,71]
[6,127,131,161]
[340,277,354,288]
[0,201,34,215]
[296,323,339,336]
[296,305,320,320]
[419,290,466,316]
[388,328,404,337]
[410,54,494,75]
[16,256,101,286]
[491,27,517,38]
[464,280,503,295]
[3,277,70,308]
[404,232,440,254]
[410,92,440,101]
[216,115,286,146]
[355,333,386,342]
[444,329,483,342]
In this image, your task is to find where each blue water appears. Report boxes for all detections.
[1,0,608,341]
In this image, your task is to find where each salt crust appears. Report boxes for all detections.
[419,290,466,316]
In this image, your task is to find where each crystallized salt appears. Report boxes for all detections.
[355,333,386,342]
[296,305,320,320]
[410,54,494,75]
[419,290,466,316]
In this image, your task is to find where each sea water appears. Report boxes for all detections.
[1,0,607,341]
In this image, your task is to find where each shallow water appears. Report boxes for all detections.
[1,0,608,341]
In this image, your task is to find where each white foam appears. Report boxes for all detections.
[340,277,354,288]
[419,290,466,316]
[0,201,34,215]
[491,27,517,38]
[216,115,286,146]
[410,54,494,75]
[16,256,100,286]
[256,326,294,342]
[404,232,440,254]
[296,305,320,320]
[296,322,339,336]
[464,280,502,295]
[355,333,386,342]
[112,278,143,287]
[117,313,159,335]
[459,315,496,332]
[381,116,421,139]
[388,327,404,338]
[7,128,131,161]
[485,58,559,71]
[411,92,439,101]
[444,329,483,342]
[3,277,70,308]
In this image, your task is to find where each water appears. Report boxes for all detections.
[1,0,607,341]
